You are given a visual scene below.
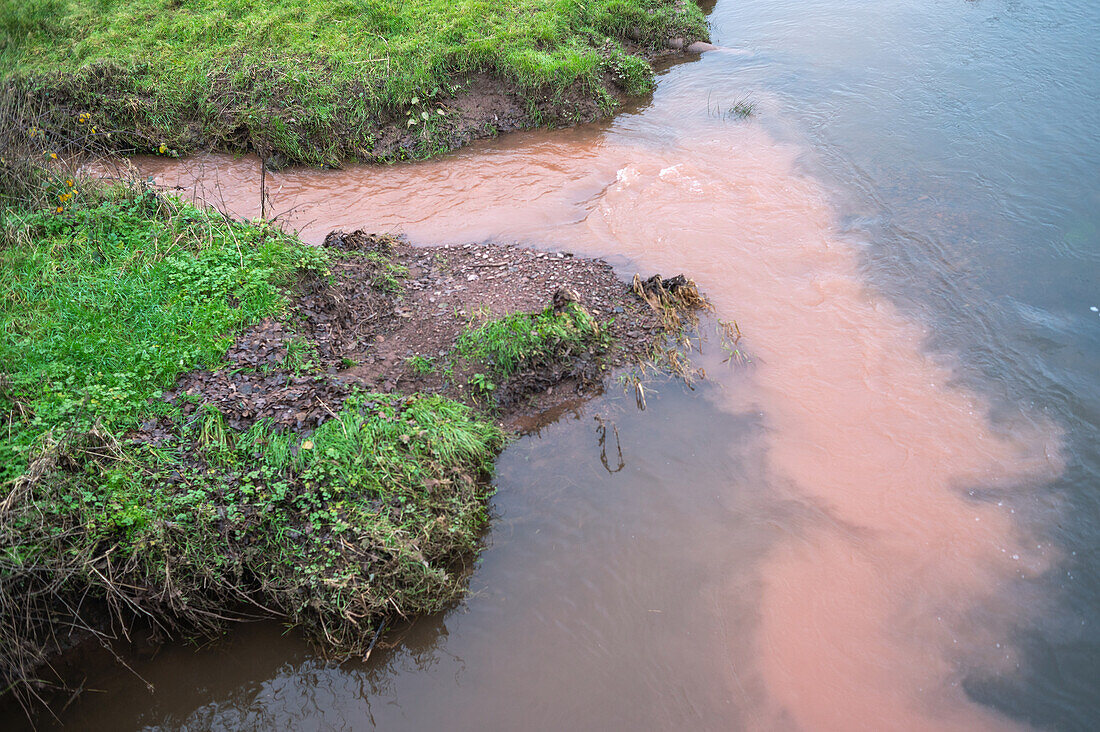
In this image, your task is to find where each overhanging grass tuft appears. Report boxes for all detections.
[1,392,502,704]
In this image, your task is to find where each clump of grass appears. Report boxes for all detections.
[1,392,502,709]
[406,354,436,375]
[281,334,321,373]
[0,186,329,487]
[729,98,756,119]
[0,0,708,166]
[456,302,605,380]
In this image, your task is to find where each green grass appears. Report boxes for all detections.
[280,334,322,373]
[0,186,328,486]
[456,302,605,379]
[0,0,708,165]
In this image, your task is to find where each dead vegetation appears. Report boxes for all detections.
[631,272,712,328]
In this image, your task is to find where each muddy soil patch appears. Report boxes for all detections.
[167,230,703,436]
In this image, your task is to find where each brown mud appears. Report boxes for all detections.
[161,230,700,437]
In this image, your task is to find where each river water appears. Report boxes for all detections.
[55,0,1099,729]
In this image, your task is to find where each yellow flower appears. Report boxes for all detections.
[66,179,74,187]
[55,206,63,213]
[301,440,314,450]
[49,152,57,160]
[158,143,167,154]
[90,127,97,133]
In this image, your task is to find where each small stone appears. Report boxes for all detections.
[687,41,718,54]
[669,37,685,50]
[467,274,479,281]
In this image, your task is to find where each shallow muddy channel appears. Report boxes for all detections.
[43,0,1100,729]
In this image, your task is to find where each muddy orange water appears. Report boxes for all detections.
[59,0,1100,729]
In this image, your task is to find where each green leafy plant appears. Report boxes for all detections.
[468,372,496,395]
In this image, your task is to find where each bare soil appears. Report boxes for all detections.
[154,230,691,439]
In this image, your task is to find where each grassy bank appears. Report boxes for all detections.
[0,0,708,165]
[0,187,503,709]
[0,179,715,716]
